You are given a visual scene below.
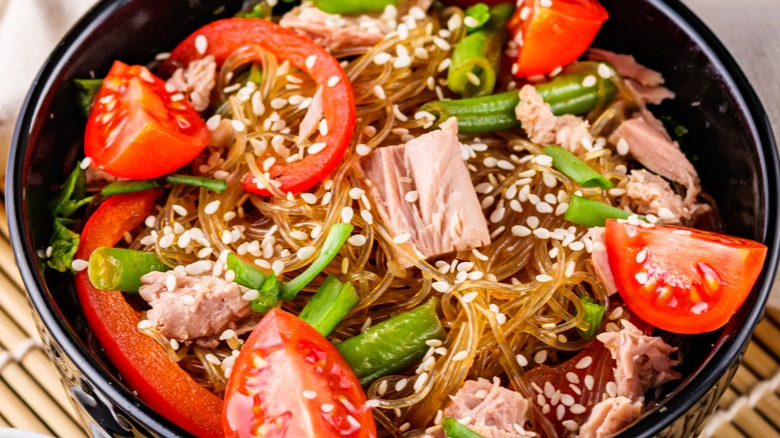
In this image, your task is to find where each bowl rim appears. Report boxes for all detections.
[6,0,780,436]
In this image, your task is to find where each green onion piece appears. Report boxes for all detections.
[448,3,515,97]
[280,223,353,300]
[578,295,606,340]
[101,174,227,197]
[251,275,280,313]
[442,417,485,438]
[464,3,490,32]
[164,175,227,193]
[564,195,641,227]
[88,247,167,292]
[313,0,400,15]
[544,146,613,189]
[74,78,103,117]
[227,253,267,290]
[337,299,445,386]
[101,180,163,197]
[236,3,268,18]
[299,275,359,336]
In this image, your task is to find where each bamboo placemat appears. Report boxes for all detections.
[0,201,778,438]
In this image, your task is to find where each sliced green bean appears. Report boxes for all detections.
[448,3,515,97]
[313,0,399,14]
[544,146,613,189]
[442,417,485,438]
[578,295,606,340]
[564,195,642,227]
[164,175,227,193]
[88,247,167,292]
[101,174,227,197]
[299,275,359,336]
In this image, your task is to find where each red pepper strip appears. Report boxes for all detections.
[160,18,356,195]
[74,191,222,437]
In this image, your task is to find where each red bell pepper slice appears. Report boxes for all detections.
[160,18,356,196]
[74,191,222,437]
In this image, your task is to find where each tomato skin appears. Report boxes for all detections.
[605,220,767,334]
[160,18,356,195]
[509,0,608,78]
[443,0,515,7]
[85,61,210,179]
[223,308,376,438]
[74,190,223,437]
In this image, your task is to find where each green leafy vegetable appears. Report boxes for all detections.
[47,218,80,272]
[49,162,93,218]
[74,78,103,117]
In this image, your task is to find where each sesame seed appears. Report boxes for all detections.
[432,281,450,293]
[511,225,532,237]
[437,58,451,72]
[658,207,676,220]
[616,138,630,155]
[465,71,481,86]
[636,248,648,263]
[414,373,429,392]
[534,349,548,364]
[373,52,392,65]
[327,76,340,87]
[392,105,408,122]
[393,233,411,244]
[170,339,180,350]
[271,260,285,276]
[461,291,479,303]
[361,209,374,224]
[302,390,317,399]
[582,75,597,87]
[464,16,479,27]
[348,235,367,247]
[395,379,408,392]
[231,120,245,132]
[562,420,579,432]
[433,37,451,51]
[598,63,613,78]
[356,143,371,156]
[472,248,489,261]
[242,289,260,301]
[405,190,419,203]
[341,207,355,223]
[137,320,154,330]
[536,274,553,282]
[179,295,195,306]
[308,142,327,155]
[349,187,365,199]
[297,246,316,260]
[321,403,334,413]
[635,272,648,284]
[194,35,208,54]
[533,228,551,239]
[305,55,318,69]
[301,193,317,204]
[575,356,593,369]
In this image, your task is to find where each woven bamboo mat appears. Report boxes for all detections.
[0,202,778,438]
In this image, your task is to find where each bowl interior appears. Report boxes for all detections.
[8,0,779,436]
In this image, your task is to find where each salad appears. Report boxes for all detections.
[46,0,768,437]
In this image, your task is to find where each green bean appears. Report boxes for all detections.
[226,253,278,312]
[544,146,613,189]
[101,174,227,197]
[448,3,515,98]
[251,275,280,313]
[88,247,167,292]
[101,180,162,197]
[336,299,445,386]
[564,195,642,228]
[299,275,359,336]
[442,417,485,438]
[313,0,399,15]
[164,175,227,193]
[536,63,617,115]
[280,223,353,300]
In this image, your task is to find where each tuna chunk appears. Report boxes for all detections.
[139,270,254,346]
[579,396,643,438]
[588,49,664,87]
[280,1,432,52]
[608,117,700,204]
[357,117,490,268]
[620,169,695,224]
[444,377,534,437]
[587,227,618,296]
[515,85,593,154]
[167,55,216,112]
[597,320,681,401]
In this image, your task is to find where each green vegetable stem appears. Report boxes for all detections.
[312,0,399,15]
[299,275,360,336]
[226,253,279,313]
[88,247,167,292]
[442,417,485,438]
[544,145,613,189]
[448,3,515,98]
[577,295,607,340]
[336,299,445,386]
[564,195,641,227]
[101,174,228,197]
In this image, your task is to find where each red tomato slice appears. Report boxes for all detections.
[160,18,356,195]
[85,61,210,179]
[605,220,767,334]
[75,191,223,437]
[509,0,608,78]
[223,308,376,438]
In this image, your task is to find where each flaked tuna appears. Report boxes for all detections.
[139,270,254,346]
[597,320,681,402]
[515,85,593,154]
[578,396,643,438]
[357,117,490,268]
[620,169,695,224]
[444,377,534,437]
[167,55,216,112]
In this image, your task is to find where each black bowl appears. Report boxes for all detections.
[7,0,780,436]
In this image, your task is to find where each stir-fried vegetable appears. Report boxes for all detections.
[160,18,356,195]
[101,174,227,197]
[422,64,616,133]
[88,247,167,292]
[336,299,445,385]
[544,145,613,189]
[448,3,514,97]
[299,274,359,336]
[564,195,638,227]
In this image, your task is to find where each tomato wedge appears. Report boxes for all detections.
[85,61,210,179]
[160,18,356,195]
[74,191,222,437]
[223,308,376,437]
[509,0,608,78]
[605,220,767,334]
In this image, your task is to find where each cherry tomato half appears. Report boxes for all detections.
[605,220,767,334]
[509,0,608,78]
[223,308,377,438]
[85,61,210,179]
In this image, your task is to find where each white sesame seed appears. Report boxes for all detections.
[575,356,593,369]
[433,37,451,51]
[305,54,318,70]
[635,272,648,285]
[300,193,317,204]
[272,260,284,276]
[361,209,374,224]
[71,259,89,272]
[533,228,551,239]
[341,207,355,223]
[194,35,208,54]
[393,233,411,244]
[327,76,340,87]
[395,379,408,392]
[297,246,316,260]
[308,142,327,155]
[582,75,597,88]
[356,143,371,156]
[414,372,429,392]
[472,248,489,261]
[137,320,154,330]
[562,420,579,432]
[598,63,613,78]
[536,274,553,282]
[373,52,392,65]
[231,119,245,132]
[302,390,317,400]
[511,225,532,237]
[321,403,334,413]
[616,138,630,155]
[432,281,450,293]
[534,349,548,364]
[461,291,479,303]
[404,191,419,203]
